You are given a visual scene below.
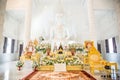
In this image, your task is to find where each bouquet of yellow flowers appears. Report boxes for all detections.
[32,61,40,71]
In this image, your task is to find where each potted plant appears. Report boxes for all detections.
[46,48,51,56]
[32,61,40,71]
[16,61,24,71]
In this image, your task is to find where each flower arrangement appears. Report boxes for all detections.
[16,60,24,67]
[32,61,40,70]
[42,56,55,65]
[39,36,44,42]
[65,55,83,65]
[16,61,24,71]
[35,43,51,54]
[69,43,85,54]
[35,44,46,53]
[76,46,85,53]
[41,54,83,66]
[68,43,77,50]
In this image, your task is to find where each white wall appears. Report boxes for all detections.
[3,11,25,40]
[95,10,119,40]
[0,0,7,53]
[114,0,120,54]
[5,0,32,44]
[93,0,115,10]
[93,0,119,40]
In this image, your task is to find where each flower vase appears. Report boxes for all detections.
[33,67,37,71]
[18,66,21,71]
[47,52,50,56]
[71,52,74,56]
[71,48,75,56]
[46,48,51,56]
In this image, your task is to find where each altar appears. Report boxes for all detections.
[19,40,118,76]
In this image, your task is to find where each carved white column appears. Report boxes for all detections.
[0,0,7,52]
[115,0,120,36]
[115,0,120,53]
[87,0,97,47]
[24,0,32,47]
[0,20,4,53]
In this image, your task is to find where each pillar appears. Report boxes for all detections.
[87,0,97,47]
[24,0,32,47]
[115,0,120,37]
[114,0,120,53]
[0,0,7,53]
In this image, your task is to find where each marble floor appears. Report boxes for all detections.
[0,60,119,80]
[0,61,33,80]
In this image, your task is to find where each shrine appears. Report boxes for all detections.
[19,40,118,80]
[0,0,120,80]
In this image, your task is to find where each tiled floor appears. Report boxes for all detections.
[0,60,119,80]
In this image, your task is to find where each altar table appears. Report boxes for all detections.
[38,65,83,71]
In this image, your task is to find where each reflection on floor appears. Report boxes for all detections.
[0,61,33,80]
[0,61,119,80]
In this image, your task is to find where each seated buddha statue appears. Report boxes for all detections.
[24,41,34,59]
[58,44,63,54]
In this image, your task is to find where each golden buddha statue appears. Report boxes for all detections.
[58,43,63,54]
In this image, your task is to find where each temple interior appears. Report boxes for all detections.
[0,0,120,80]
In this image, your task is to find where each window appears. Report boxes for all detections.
[3,37,7,53]
[11,39,15,53]
[105,39,109,53]
[108,38,113,53]
[6,37,12,53]
[112,37,117,53]
[3,37,15,53]
[97,43,101,53]
[106,37,117,53]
